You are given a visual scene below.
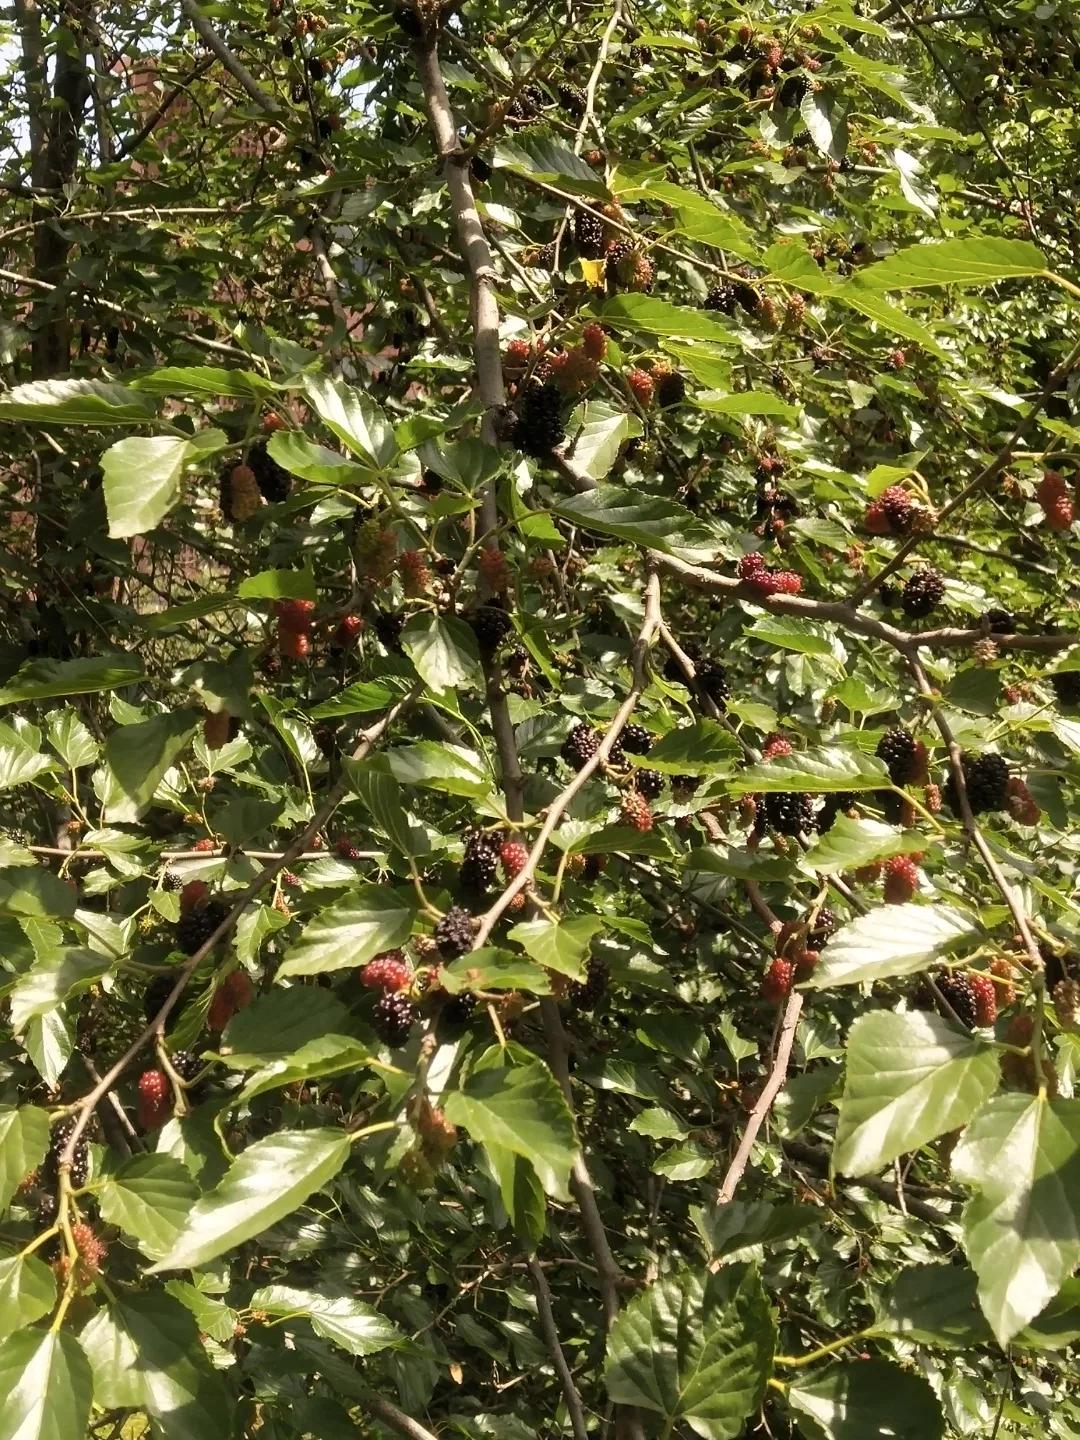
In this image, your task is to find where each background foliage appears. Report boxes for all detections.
[1,0,1080,1435]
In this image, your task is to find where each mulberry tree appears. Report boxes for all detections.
[1,0,1080,1436]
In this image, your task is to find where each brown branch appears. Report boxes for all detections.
[179,0,284,116]
[412,42,641,1440]
[57,684,422,1173]
[554,447,1080,656]
[362,1395,439,1440]
[782,1139,954,1225]
[718,990,803,1203]
[526,1254,591,1440]
[28,846,379,862]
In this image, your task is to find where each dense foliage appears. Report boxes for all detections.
[1,0,1080,1436]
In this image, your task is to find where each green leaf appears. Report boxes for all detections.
[0,866,77,918]
[266,430,372,485]
[348,765,429,859]
[745,615,843,662]
[236,567,317,601]
[23,1011,73,1088]
[729,747,889,795]
[0,1253,55,1341]
[0,724,58,791]
[102,433,202,538]
[804,904,978,988]
[552,485,716,560]
[148,1128,352,1272]
[309,679,403,720]
[80,1292,230,1440]
[0,656,144,708]
[835,278,948,360]
[444,1059,578,1200]
[249,1284,403,1357]
[385,741,493,797]
[566,400,641,481]
[694,390,797,419]
[653,1143,713,1181]
[402,615,482,692]
[277,885,417,980]
[220,987,349,1064]
[441,949,550,995]
[235,1035,374,1105]
[644,720,741,774]
[599,295,740,344]
[96,1153,200,1260]
[605,1266,774,1439]
[875,1264,992,1348]
[861,237,1046,290]
[493,136,607,194]
[0,1106,50,1214]
[788,1360,944,1440]
[953,1093,1080,1345]
[507,915,602,980]
[101,710,200,822]
[303,373,396,467]
[130,364,275,398]
[9,948,109,1033]
[833,1010,1000,1176]
[0,376,157,424]
[694,1201,819,1261]
[45,710,99,768]
[802,815,928,874]
[0,1330,93,1440]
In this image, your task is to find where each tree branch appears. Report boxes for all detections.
[526,1254,591,1440]
[363,1395,439,1440]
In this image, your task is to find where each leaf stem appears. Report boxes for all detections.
[774,1326,872,1367]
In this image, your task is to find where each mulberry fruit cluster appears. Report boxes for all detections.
[45,1117,89,1188]
[900,567,945,618]
[573,209,605,258]
[499,838,529,879]
[1036,470,1075,531]
[176,899,227,956]
[361,951,412,992]
[864,485,920,536]
[275,597,315,661]
[568,955,609,1010]
[875,726,920,785]
[882,854,919,904]
[619,723,652,755]
[435,906,475,959]
[513,381,565,457]
[631,767,665,800]
[373,992,418,1047]
[469,602,513,654]
[944,752,1010,816]
[248,440,292,502]
[219,463,262,522]
[737,552,803,597]
[620,790,654,831]
[759,791,814,837]
[605,239,654,292]
[935,973,978,1030]
[459,832,500,895]
[561,722,602,770]
[762,957,794,1004]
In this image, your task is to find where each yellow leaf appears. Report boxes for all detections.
[579,258,607,289]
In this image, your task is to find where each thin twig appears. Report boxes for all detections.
[527,1254,591,1440]
[57,685,422,1174]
